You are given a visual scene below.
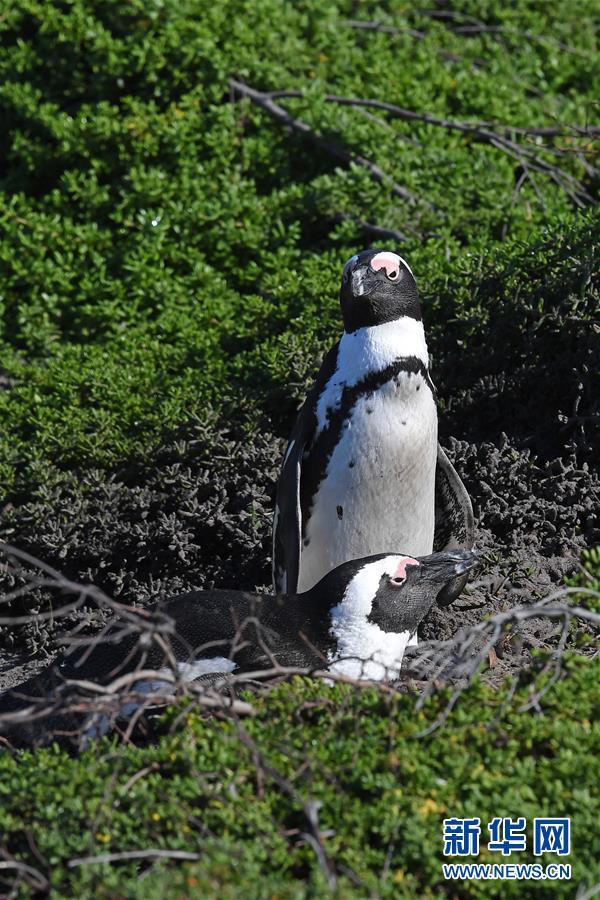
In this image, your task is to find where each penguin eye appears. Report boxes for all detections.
[387,270,399,281]
[389,575,405,587]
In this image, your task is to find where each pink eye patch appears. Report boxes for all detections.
[392,556,420,580]
[370,251,413,278]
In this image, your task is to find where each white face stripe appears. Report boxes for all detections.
[327,556,415,680]
[336,556,401,616]
[370,251,413,277]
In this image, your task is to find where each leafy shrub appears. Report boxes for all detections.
[0,645,598,897]
[0,0,597,496]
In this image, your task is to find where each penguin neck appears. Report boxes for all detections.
[314,316,432,435]
[326,556,415,681]
[338,316,429,384]
[299,555,396,611]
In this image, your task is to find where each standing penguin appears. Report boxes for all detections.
[273,249,474,601]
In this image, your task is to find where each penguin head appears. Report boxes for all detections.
[339,249,420,333]
[315,550,479,637]
[366,549,479,634]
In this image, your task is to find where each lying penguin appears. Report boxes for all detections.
[273,249,474,603]
[0,549,478,745]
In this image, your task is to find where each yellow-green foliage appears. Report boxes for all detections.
[0,655,598,898]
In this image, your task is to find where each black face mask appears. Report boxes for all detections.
[339,249,421,333]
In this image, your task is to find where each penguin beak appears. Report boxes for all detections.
[452,552,480,575]
[419,550,481,580]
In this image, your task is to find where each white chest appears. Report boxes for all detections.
[298,319,438,592]
[315,317,430,433]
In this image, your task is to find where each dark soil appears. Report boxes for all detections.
[1,287,599,697]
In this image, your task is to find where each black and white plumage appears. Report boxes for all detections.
[0,550,479,744]
[273,249,474,603]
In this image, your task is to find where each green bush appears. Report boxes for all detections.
[0,641,598,896]
[0,0,597,497]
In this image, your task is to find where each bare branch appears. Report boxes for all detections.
[0,545,597,751]
[575,881,600,900]
[344,18,425,40]
[228,79,429,214]
[235,721,338,891]
[260,89,596,205]
[0,859,49,893]
[412,8,592,57]
[121,763,160,796]
[68,849,201,868]
[408,588,599,736]
[343,18,487,70]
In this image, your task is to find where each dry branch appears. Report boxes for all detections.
[406,587,600,736]
[341,17,591,100]
[343,18,487,70]
[262,89,596,206]
[575,882,600,900]
[412,8,591,57]
[235,720,338,890]
[228,79,428,213]
[0,859,49,893]
[0,545,597,749]
[344,18,426,40]
[68,849,201,868]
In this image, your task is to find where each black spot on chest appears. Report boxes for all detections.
[301,355,435,540]
[336,505,343,520]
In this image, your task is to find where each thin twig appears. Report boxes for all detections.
[451,24,591,58]
[408,590,599,736]
[68,849,201,868]
[229,79,428,213]
[120,764,160,795]
[0,860,49,893]
[343,18,487,69]
[235,721,338,891]
[344,18,425,39]
[413,9,591,57]
[264,89,596,205]
[575,882,600,900]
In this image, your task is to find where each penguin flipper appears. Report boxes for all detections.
[272,404,312,595]
[433,444,475,606]
[272,344,340,594]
